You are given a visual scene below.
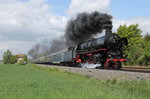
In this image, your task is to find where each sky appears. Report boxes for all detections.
[0,0,150,59]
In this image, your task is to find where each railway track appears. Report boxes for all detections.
[120,67,150,73]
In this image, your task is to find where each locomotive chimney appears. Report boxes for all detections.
[105,28,112,35]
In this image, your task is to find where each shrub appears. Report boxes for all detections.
[18,59,26,65]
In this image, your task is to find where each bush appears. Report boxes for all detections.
[18,59,26,65]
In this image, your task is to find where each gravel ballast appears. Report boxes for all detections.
[37,64,150,81]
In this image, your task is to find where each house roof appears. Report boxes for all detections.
[17,54,26,58]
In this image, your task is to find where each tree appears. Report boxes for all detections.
[144,33,150,41]
[24,55,28,64]
[3,49,13,64]
[116,24,144,65]
[143,33,150,65]
[138,33,150,66]
[10,55,18,64]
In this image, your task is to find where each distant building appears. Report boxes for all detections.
[17,54,26,64]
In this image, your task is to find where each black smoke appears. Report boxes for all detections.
[65,11,112,47]
[28,11,113,59]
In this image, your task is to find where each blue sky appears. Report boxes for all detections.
[47,0,70,15]
[20,0,150,18]
[110,0,150,19]
[45,0,150,18]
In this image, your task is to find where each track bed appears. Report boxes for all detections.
[37,64,150,81]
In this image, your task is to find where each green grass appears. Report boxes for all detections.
[0,64,150,99]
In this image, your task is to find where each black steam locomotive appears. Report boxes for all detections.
[33,31,128,69]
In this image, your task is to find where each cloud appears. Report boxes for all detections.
[0,0,68,59]
[0,0,68,41]
[67,0,111,15]
[113,17,150,35]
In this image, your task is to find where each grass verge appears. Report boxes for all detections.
[0,64,149,99]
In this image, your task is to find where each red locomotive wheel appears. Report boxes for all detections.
[115,61,122,69]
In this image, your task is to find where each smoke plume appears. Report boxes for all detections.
[44,37,66,55]
[28,11,113,59]
[28,36,66,59]
[28,40,50,59]
[65,11,112,46]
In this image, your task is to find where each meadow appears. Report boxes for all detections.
[0,64,149,99]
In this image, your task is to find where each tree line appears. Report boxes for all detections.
[117,24,150,66]
[2,50,28,65]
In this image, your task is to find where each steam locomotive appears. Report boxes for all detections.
[33,30,128,69]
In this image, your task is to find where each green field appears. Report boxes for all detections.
[0,64,150,99]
